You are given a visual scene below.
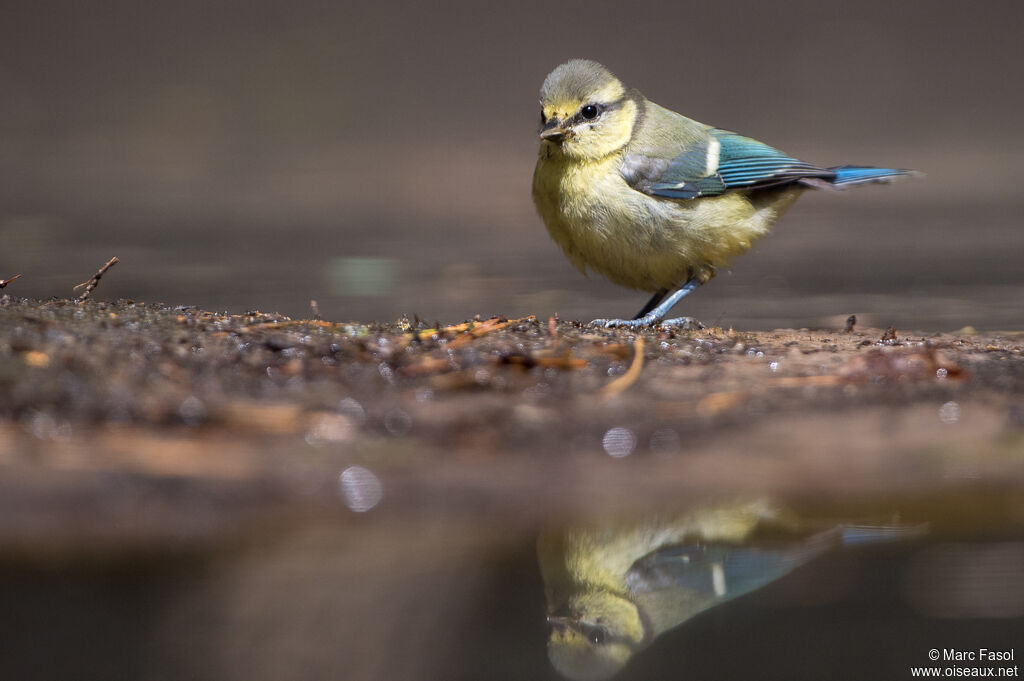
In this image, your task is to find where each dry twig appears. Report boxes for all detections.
[601,336,645,398]
[446,316,535,348]
[244,319,344,332]
[74,256,119,302]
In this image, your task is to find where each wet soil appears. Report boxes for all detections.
[1,295,1022,555]
[3,296,1024,681]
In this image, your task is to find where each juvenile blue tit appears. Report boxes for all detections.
[532,59,915,328]
[537,501,926,681]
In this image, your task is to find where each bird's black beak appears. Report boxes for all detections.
[546,605,577,630]
[539,118,568,143]
[546,614,574,630]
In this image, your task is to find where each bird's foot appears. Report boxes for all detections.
[590,316,704,330]
[659,316,705,330]
[590,317,644,329]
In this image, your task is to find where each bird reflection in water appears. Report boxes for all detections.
[538,499,924,681]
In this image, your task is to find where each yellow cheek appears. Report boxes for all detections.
[564,103,636,160]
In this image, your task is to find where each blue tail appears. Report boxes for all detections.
[829,165,917,186]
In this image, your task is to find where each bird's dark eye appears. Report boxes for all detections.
[582,624,609,646]
[581,104,599,120]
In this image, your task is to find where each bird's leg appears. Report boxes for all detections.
[633,289,669,318]
[591,278,704,329]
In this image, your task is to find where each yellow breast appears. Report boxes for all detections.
[533,151,801,292]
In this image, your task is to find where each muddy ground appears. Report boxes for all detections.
[1,294,1022,556]
[3,294,1024,681]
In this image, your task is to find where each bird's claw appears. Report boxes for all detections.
[659,317,705,330]
[590,318,641,329]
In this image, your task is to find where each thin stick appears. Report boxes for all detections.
[0,274,22,288]
[446,315,535,348]
[601,336,645,398]
[74,256,119,302]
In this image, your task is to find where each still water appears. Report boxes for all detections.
[6,195,1023,332]
[3,483,1021,681]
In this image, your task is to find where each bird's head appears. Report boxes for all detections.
[546,591,646,681]
[538,59,640,161]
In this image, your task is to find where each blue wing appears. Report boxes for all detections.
[625,543,810,600]
[627,128,834,200]
[622,128,915,200]
[625,523,927,599]
[711,129,835,191]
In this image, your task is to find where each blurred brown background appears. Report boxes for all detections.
[2,0,1022,329]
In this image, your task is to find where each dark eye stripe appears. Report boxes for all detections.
[567,98,624,126]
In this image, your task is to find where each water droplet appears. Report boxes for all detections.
[938,401,960,424]
[936,367,948,379]
[339,465,383,512]
[179,396,206,426]
[769,361,780,372]
[25,410,72,441]
[339,397,366,424]
[602,427,636,458]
